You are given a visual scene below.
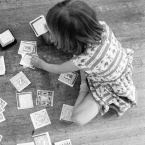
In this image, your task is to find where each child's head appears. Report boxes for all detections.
[46,0,104,55]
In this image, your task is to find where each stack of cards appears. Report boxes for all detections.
[54,139,72,145]
[36,90,54,106]
[60,104,74,122]
[16,92,34,109]
[0,135,2,142]
[30,15,49,37]
[0,56,6,75]
[10,71,31,92]
[18,41,37,69]
[0,98,7,123]
[0,30,16,48]
[17,142,34,145]
[30,109,51,129]
[33,132,52,145]
[58,72,78,87]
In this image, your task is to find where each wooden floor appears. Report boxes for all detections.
[0,0,145,145]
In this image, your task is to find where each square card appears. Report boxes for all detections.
[10,71,31,92]
[20,54,34,69]
[0,56,6,75]
[29,15,49,37]
[18,41,37,56]
[33,132,52,145]
[0,98,7,111]
[0,30,15,47]
[54,139,72,145]
[30,109,51,129]
[58,72,78,87]
[0,112,6,123]
[60,104,74,122]
[0,135,2,142]
[17,142,34,145]
[36,90,54,106]
[16,92,34,109]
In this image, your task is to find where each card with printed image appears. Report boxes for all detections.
[30,109,51,129]
[0,98,7,111]
[54,139,72,145]
[0,56,6,75]
[18,41,37,56]
[0,30,15,47]
[17,142,34,145]
[58,72,78,87]
[20,54,35,69]
[60,104,74,122]
[16,92,34,109]
[36,90,54,106]
[10,71,31,92]
[30,15,49,37]
[0,112,6,123]
[33,132,52,145]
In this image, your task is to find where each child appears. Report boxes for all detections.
[31,0,136,125]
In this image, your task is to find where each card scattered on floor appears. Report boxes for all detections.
[0,97,7,123]
[36,90,54,106]
[0,112,6,123]
[17,142,34,145]
[0,135,2,142]
[30,15,49,37]
[0,56,6,75]
[16,92,34,109]
[30,109,51,129]
[0,30,15,47]
[54,139,72,145]
[33,132,52,145]
[58,72,78,87]
[60,104,74,122]
[10,71,31,92]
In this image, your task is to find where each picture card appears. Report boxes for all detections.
[33,132,52,145]
[18,41,37,56]
[0,56,6,75]
[10,71,31,92]
[20,54,34,69]
[17,142,34,145]
[60,104,73,122]
[58,72,78,87]
[16,92,34,109]
[54,139,72,145]
[30,15,49,37]
[0,30,15,47]
[0,98,7,110]
[36,90,54,106]
[30,109,51,129]
[0,112,6,123]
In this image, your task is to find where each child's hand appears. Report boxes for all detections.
[31,55,45,70]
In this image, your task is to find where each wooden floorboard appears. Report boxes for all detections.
[0,0,145,145]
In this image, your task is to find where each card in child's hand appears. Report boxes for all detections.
[0,56,6,75]
[30,109,51,129]
[0,135,3,142]
[54,139,72,145]
[20,54,35,69]
[10,71,31,92]
[33,132,52,145]
[36,90,54,106]
[0,112,6,123]
[18,41,37,56]
[30,15,49,37]
[0,30,15,47]
[17,142,34,145]
[16,92,34,109]
[60,104,74,122]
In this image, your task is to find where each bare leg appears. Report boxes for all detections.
[71,92,100,126]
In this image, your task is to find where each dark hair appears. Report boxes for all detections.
[46,0,104,55]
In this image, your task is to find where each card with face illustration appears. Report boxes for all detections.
[30,109,51,129]
[30,15,49,37]
[10,71,31,92]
